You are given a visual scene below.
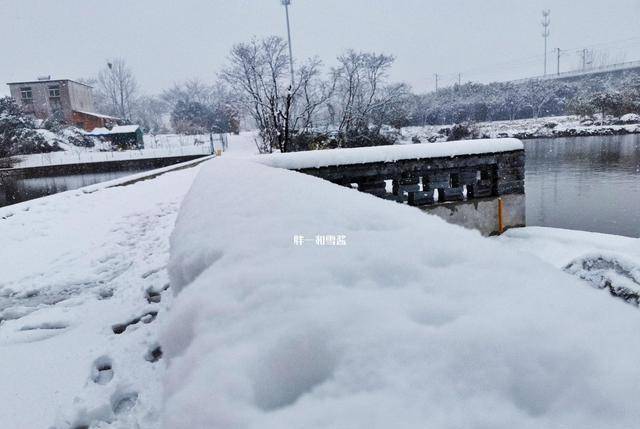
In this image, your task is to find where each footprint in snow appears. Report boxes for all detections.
[144,344,163,363]
[111,391,139,415]
[91,356,114,385]
[111,311,158,334]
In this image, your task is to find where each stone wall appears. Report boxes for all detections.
[291,147,526,235]
[294,149,525,205]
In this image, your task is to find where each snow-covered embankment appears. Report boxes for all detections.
[0,162,204,428]
[163,158,640,428]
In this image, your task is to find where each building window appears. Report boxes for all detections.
[48,85,60,99]
[20,87,33,103]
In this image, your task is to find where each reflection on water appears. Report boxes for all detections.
[0,170,147,207]
[525,134,640,238]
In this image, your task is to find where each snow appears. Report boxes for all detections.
[9,146,213,168]
[6,133,227,169]
[401,114,640,142]
[163,156,640,429]
[498,227,640,301]
[0,132,254,428]
[74,110,121,120]
[498,227,640,268]
[256,138,523,170]
[620,113,640,123]
[0,160,205,428]
[3,130,639,428]
[88,125,141,135]
[5,131,246,170]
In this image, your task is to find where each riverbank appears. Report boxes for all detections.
[401,114,640,142]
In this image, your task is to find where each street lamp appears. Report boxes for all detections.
[281,0,295,87]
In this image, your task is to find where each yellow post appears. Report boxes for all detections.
[216,149,222,157]
[498,197,505,234]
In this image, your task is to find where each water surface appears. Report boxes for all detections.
[524,134,640,237]
[0,170,148,207]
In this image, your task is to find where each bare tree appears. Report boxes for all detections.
[331,51,397,135]
[221,36,332,153]
[97,58,138,120]
[292,57,335,131]
[161,78,214,109]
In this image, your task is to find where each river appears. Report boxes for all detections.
[524,134,640,238]
[0,169,149,207]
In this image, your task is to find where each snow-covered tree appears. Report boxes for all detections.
[164,80,240,135]
[0,97,57,157]
[589,91,626,120]
[132,95,169,133]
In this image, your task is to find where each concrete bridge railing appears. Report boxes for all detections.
[258,138,525,235]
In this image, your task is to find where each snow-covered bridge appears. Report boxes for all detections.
[258,138,526,234]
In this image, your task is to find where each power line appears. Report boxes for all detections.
[438,36,640,84]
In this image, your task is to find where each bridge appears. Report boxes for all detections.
[258,138,526,235]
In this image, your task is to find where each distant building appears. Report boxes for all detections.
[86,125,144,150]
[6,77,121,131]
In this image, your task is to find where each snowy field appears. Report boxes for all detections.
[2,131,640,428]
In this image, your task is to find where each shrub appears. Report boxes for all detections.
[447,123,480,141]
[0,97,59,158]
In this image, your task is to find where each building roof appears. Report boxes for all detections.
[74,110,121,120]
[87,125,141,136]
[6,79,93,88]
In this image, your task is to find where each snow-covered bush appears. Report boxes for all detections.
[60,127,95,148]
[446,122,481,141]
[619,113,640,124]
[0,97,58,158]
[0,97,98,158]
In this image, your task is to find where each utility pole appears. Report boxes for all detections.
[541,10,551,76]
[281,0,295,88]
[556,48,561,75]
[434,73,439,92]
[458,73,462,86]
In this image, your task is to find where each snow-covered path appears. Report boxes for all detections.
[0,163,203,428]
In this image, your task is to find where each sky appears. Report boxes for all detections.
[1,0,639,96]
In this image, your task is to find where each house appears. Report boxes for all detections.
[6,77,121,131]
[86,125,144,150]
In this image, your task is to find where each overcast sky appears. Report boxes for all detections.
[2,0,639,96]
